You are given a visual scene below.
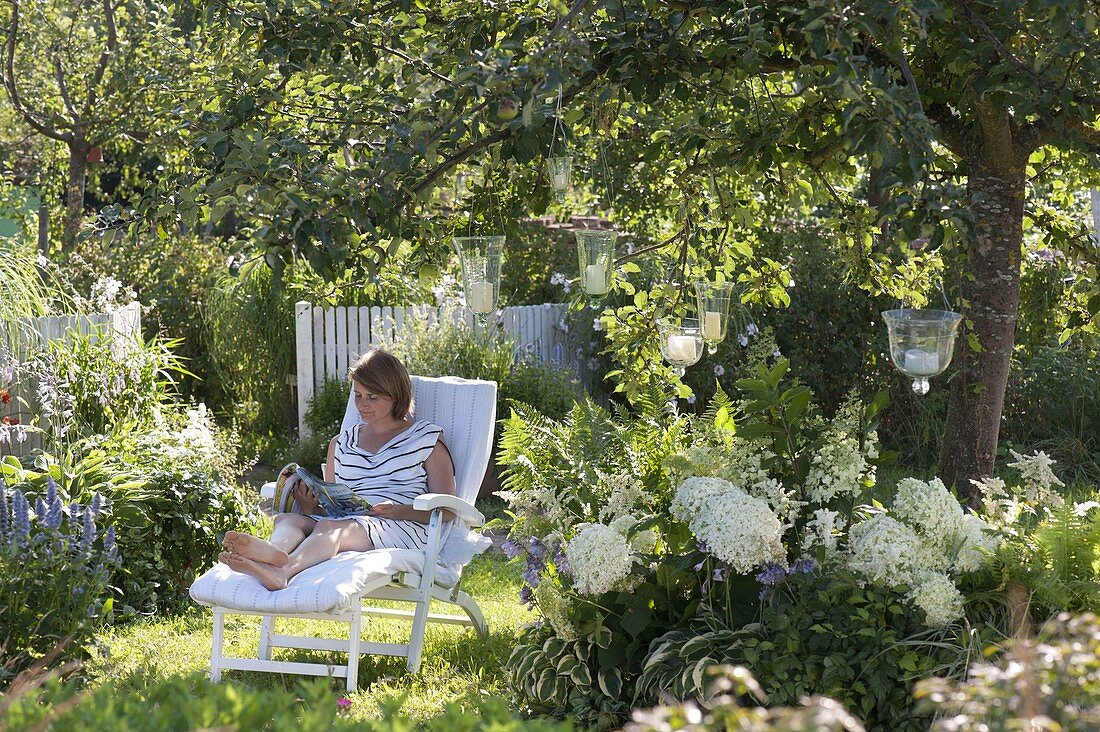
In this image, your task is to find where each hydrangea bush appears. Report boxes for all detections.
[498,358,1084,728]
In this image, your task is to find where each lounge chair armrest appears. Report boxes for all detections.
[413,493,484,528]
[260,482,275,499]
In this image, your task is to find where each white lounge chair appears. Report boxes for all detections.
[189,375,496,691]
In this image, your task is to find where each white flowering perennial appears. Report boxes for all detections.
[1008,449,1065,509]
[908,571,965,628]
[534,582,578,641]
[565,523,636,596]
[847,514,928,586]
[801,508,846,556]
[671,477,785,574]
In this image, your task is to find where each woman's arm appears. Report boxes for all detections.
[370,439,457,524]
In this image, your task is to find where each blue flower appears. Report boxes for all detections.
[526,536,547,560]
[35,496,48,524]
[104,526,118,562]
[755,563,787,587]
[522,565,542,588]
[80,508,97,556]
[553,548,571,577]
[713,364,725,377]
[712,567,730,582]
[687,395,696,405]
[501,538,522,559]
[90,493,103,517]
[789,559,815,575]
[46,495,62,530]
[519,585,534,605]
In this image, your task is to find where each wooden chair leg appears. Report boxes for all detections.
[211,609,225,684]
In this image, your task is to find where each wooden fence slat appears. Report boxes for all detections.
[347,306,360,365]
[312,307,325,386]
[335,306,349,379]
[295,302,314,438]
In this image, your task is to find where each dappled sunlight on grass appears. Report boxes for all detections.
[86,551,531,722]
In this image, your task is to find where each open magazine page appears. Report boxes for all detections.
[272,463,373,518]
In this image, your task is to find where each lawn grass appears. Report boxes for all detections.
[84,549,531,723]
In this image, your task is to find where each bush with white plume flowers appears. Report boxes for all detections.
[671,477,785,574]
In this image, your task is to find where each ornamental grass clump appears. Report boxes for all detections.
[0,478,118,685]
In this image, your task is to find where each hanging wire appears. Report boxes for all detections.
[548,83,564,159]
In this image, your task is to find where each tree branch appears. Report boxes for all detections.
[2,0,71,142]
[82,0,117,121]
[377,43,453,84]
[547,0,589,44]
[52,54,77,118]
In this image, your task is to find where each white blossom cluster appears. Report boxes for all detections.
[801,508,846,556]
[1008,449,1065,509]
[671,476,785,574]
[610,514,658,553]
[847,477,1001,627]
[498,457,572,531]
[805,395,878,504]
[566,522,637,596]
[668,438,798,523]
[596,468,648,523]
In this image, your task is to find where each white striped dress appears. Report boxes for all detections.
[319,419,447,551]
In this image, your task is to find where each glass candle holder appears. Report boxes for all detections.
[575,229,617,299]
[547,156,572,203]
[881,308,963,394]
[453,235,505,327]
[694,280,736,354]
[656,316,703,378]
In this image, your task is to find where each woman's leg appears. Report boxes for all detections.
[223,513,317,566]
[221,519,372,591]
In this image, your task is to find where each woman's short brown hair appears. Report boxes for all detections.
[348,348,413,420]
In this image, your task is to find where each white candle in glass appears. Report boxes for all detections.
[585,264,607,295]
[703,311,722,340]
[667,335,698,362]
[903,348,940,376]
[468,281,495,313]
[552,172,568,190]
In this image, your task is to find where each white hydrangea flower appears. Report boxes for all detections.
[805,437,867,504]
[566,523,635,596]
[955,514,1001,573]
[802,508,846,555]
[846,514,928,586]
[908,571,965,627]
[609,515,658,553]
[671,477,785,574]
[893,477,966,555]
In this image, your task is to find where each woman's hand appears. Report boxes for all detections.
[293,484,323,515]
[369,501,411,522]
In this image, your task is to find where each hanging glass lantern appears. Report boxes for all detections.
[656,316,703,378]
[881,309,963,395]
[575,229,616,298]
[547,156,572,203]
[694,280,735,354]
[453,235,505,328]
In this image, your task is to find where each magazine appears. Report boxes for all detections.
[272,462,373,518]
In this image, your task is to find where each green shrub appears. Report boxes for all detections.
[204,266,296,439]
[499,219,579,306]
[1002,343,1100,483]
[0,477,118,686]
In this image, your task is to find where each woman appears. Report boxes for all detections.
[219,348,455,591]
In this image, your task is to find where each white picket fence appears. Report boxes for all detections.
[5,302,142,350]
[294,301,572,437]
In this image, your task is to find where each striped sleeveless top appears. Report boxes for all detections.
[325,419,445,551]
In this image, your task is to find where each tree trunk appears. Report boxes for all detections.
[938,161,1026,504]
[62,140,90,252]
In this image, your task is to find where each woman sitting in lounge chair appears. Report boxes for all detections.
[219,348,455,590]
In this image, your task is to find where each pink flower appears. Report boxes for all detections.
[336,697,352,710]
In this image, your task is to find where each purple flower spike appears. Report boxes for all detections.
[522,564,542,589]
[80,508,96,555]
[519,585,534,605]
[0,482,9,539]
[45,477,58,506]
[35,496,47,524]
[12,490,31,543]
[553,548,571,577]
[501,538,522,559]
[91,493,103,516]
[46,496,63,530]
[104,525,118,561]
[789,559,815,575]
[526,536,546,560]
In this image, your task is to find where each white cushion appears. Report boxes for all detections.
[189,549,460,614]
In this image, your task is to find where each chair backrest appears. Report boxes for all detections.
[341,375,498,504]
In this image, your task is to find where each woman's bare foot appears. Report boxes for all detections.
[222,530,290,567]
[219,551,289,591]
